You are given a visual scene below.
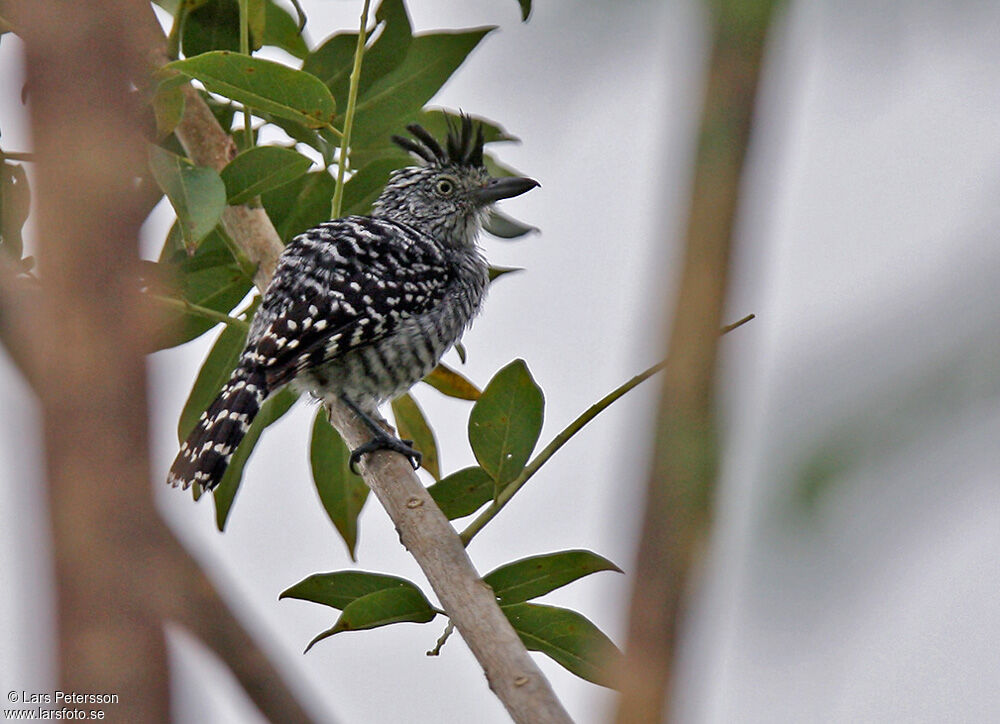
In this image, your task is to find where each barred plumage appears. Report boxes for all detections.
[168,118,538,491]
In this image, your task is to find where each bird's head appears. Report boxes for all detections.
[372,115,539,247]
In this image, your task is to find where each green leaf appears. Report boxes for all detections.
[303,0,412,107]
[390,393,440,480]
[152,227,254,348]
[305,587,436,651]
[426,466,493,520]
[148,145,227,248]
[213,387,297,529]
[177,309,253,442]
[168,51,336,129]
[281,570,423,609]
[261,169,336,241]
[518,0,532,22]
[339,158,404,216]
[502,603,621,688]
[468,359,544,485]
[347,108,517,198]
[302,32,356,98]
[151,80,186,139]
[413,109,517,145]
[350,28,494,147]
[157,220,183,262]
[422,363,481,400]
[258,112,338,166]
[485,550,622,605]
[261,0,308,58]
[310,409,370,559]
[0,162,30,260]
[484,152,523,179]
[247,0,266,50]
[183,0,240,57]
[220,145,313,204]
[174,0,263,51]
[484,209,537,239]
[346,145,412,171]
[361,0,413,93]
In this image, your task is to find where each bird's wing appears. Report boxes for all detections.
[247,217,454,389]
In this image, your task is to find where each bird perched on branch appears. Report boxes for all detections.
[168,117,539,491]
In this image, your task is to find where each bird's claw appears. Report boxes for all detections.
[349,435,422,474]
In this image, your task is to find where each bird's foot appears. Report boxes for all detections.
[339,394,422,473]
[349,431,422,474]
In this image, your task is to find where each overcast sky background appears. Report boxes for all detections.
[3,1,999,722]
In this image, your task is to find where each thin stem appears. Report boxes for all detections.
[460,361,663,545]
[330,0,372,219]
[238,0,254,151]
[427,621,455,657]
[459,313,755,546]
[721,312,754,335]
[149,293,249,330]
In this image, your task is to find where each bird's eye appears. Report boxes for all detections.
[435,177,456,196]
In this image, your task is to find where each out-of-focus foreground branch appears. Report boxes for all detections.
[8,2,317,721]
[615,2,779,722]
[14,0,170,719]
[141,6,572,723]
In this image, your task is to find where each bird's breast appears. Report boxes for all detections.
[302,253,488,412]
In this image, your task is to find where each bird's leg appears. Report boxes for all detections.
[339,394,422,474]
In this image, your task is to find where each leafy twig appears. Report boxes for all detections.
[330,0,372,218]
[459,313,755,545]
[148,293,250,330]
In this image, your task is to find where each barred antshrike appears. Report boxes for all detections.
[168,118,538,490]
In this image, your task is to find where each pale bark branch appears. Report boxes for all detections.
[171,82,284,289]
[326,404,572,724]
[145,7,573,723]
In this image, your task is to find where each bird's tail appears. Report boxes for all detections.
[167,364,269,491]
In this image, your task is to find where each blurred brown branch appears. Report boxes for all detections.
[615,2,779,722]
[14,0,170,718]
[7,1,317,721]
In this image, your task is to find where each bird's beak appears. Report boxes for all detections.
[475,176,540,204]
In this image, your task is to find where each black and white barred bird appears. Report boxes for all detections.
[168,117,538,491]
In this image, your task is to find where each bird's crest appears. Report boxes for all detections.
[392,114,485,168]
